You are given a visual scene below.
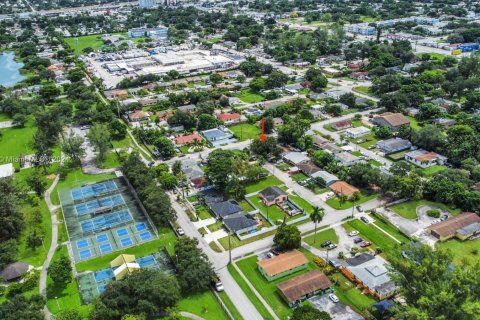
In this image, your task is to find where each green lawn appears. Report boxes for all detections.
[0,117,36,169]
[51,169,116,205]
[179,145,189,154]
[236,89,264,103]
[65,35,104,54]
[218,291,243,320]
[76,227,176,272]
[276,163,291,171]
[229,123,261,141]
[248,195,289,224]
[57,210,68,244]
[46,245,92,318]
[98,151,121,169]
[406,116,421,130]
[218,229,278,250]
[421,165,446,176]
[176,292,228,320]
[227,264,274,320]
[370,214,410,244]
[195,204,214,220]
[352,86,374,96]
[417,52,446,61]
[326,190,378,209]
[330,273,376,314]
[291,173,308,182]
[368,159,382,167]
[245,176,283,194]
[289,193,315,214]
[239,199,254,212]
[303,228,339,249]
[390,199,460,219]
[436,238,480,265]
[207,221,224,232]
[356,133,378,149]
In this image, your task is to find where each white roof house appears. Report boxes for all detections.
[283,152,310,165]
[335,152,364,167]
[345,126,371,139]
[310,171,339,186]
[0,163,14,179]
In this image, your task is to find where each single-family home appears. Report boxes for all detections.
[326,89,348,100]
[377,138,412,154]
[259,186,288,207]
[351,71,369,80]
[283,152,309,166]
[139,97,158,107]
[310,171,339,187]
[178,104,196,113]
[217,113,242,125]
[345,126,371,139]
[277,270,332,307]
[335,152,364,167]
[329,181,360,198]
[201,189,225,205]
[405,107,419,117]
[340,253,397,300]
[273,117,284,126]
[181,159,205,189]
[223,213,258,235]
[404,149,447,168]
[428,212,480,241]
[127,110,150,122]
[372,112,410,131]
[202,127,236,146]
[174,133,203,145]
[297,161,321,176]
[258,250,309,281]
[207,199,244,219]
[243,108,263,117]
[313,135,330,148]
[332,119,353,131]
[322,142,343,154]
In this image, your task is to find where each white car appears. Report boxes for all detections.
[348,231,359,237]
[215,281,224,292]
[329,293,339,303]
[176,227,185,236]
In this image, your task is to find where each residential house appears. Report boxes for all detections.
[201,189,225,205]
[283,152,309,166]
[329,181,359,198]
[332,119,353,131]
[322,142,343,154]
[223,213,258,235]
[335,152,364,167]
[121,98,140,107]
[377,138,412,154]
[405,149,447,168]
[257,250,309,282]
[340,253,397,300]
[277,270,332,307]
[321,68,343,77]
[427,212,480,241]
[325,89,348,100]
[228,97,242,105]
[312,135,330,148]
[345,126,371,139]
[297,161,321,176]
[259,186,288,207]
[311,171,339,187]
[207,199,244,219]
[405,107,419,117]
[217,113,242,125]
[181,159,205,189]
[174,133,203,145]
[273,117,284,126]
[372,112,410,131]
[127,110,150,122]
[139,97,158,107]
[202,127,236,146]
[351,71,369,80]
[178,104,196,113]
[243,107,263,117]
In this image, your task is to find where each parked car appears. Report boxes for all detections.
[321,240,332,248]
[353,237,364,244]
[441,214,449,221]
[327,243,337,250]
[80,125,90,130]
[215,281,224,292]
[271,248,281,255]
[266,252,275,258]
[356,205,363,212]
[329,293,339,303]
[348,231,359,237]
[360,241,371,248]
[176,227,185,236]
[360,216,370,224]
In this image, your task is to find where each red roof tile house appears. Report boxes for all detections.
[174,133,203,145]
[127,110,150,122]
[332,120,353,131]
[217,113,242,125]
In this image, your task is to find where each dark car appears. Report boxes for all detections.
[360,216,370,223]
[321,240,332,248]
[441,214,449,221]
[271,248,281,256]
[356,205,363,212]
[360,241,371,248]
[353,237,363,244]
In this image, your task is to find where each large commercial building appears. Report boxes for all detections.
[128,27,168,39]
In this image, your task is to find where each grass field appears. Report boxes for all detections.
[98,151,121,169]
[65,35,104,54]
[218,291,243,320]
[406,116,421,130]
[352,86,374,96]
[370,214,410,244]
[229,123,261,141]
[303,228,339,249]
[239,199,255,212]
[207,221,224,232]
[326,190,378,209]
[177,292,228,320]
[75,227,176,272]
[436,238,480,265]
[0,117,36,169]
[421,165,447,176]
[195,204,214,220]
[245,176,283,194]
[236,89,264,103]
[390,199,460,219]
[291,173,308,182]
[356,133,378,149]
[330,272,376,313]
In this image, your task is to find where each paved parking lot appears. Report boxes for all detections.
[309,295,363,320]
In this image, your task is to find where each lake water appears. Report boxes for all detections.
[0,52,25,87]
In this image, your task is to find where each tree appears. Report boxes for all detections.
[0,240,18,270]
[249,77,266,92]
[265,71,289,89]
[11,114,27,128]
[417,102,441,121]
[205,149,235,189]
[373,125,393,139]
[174,237,216,293]
[312,150,335,168]
[47,255,72,285]
[167,110,197,129]
[26,230,42,251]
[411,125,446,152]
[61,132,85,166]
[264,116,274,133]
[56,309,82,320]
[250,137,281,159]
[26,170,47,196]
[172,160,182,176]
[197,114,219,130]
[154,136,176,159]
[0,294,46,320]
[291,304,331,320]
[463,91,480,112]
[310,207,324,244]
[33,131,53,174]
[339,93,356,108]
[39,82,60,102]
[209,73,223,85]
[87,123,111,163]
[273,224,301,251]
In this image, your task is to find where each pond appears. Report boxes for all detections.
[0,52,25,87]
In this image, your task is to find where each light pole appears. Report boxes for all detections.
[228,232,232,264]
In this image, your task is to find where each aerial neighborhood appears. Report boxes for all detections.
[1,0,480,319]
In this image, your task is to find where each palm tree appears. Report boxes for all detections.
[310,206,325,244]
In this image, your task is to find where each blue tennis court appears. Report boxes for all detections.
[75,194,125,216]
[80,210,133,233]
[71,180,118,201]
[120,237,133,247]
[135,222,147,231]
[116,228,129,237]
[136,255,156,268]
[76,239,89,249]
[99,243,113,254]
[139,231,152,241]
[79,249,92,260]
[97,234,108,242]
[95,269,114,282]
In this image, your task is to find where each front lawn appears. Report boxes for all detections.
[303,228,339,249]
[368,159,382,167]
[436,238,480,265]
[330,273,376,313]
[390,199,460,219]
[245,176,283,194]
[236,89,264,103]
[356,133,378,149]
[352,86,374,96]
[326,190,378,209]
[291,172,308,182]
[289,193,315,214]
[229,123,261,141]
[207,221,224,232]
[195,204,214,220]
[421,165,446,176]
[247,195,289,224]
[177,291,228,320]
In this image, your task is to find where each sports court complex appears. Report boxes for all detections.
[59,177,158,262]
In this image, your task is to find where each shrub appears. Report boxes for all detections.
[313,256,326,268]
[426,209,441,218]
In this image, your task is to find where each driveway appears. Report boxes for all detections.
[309,295,363,320]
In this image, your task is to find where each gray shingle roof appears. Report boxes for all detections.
[208,200,244,218]
[223,213,257,232]
[259,186,287,202]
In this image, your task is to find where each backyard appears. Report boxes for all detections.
[245,176,283,194]
[229,123,261,141]
[390,199,460,220]
[236,89,264,103]
[247,195,293,224]
[303,228,339,249]
[326,190,378,209]
[436,238,480,265]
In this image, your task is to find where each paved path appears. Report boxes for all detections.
[180,312,206,320]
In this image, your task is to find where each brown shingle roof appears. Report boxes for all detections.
[330,181,359,197]
[258,250,308,277]
[376,112,410,127]
[297,161,321,175]
[277,270,332,302]
[414,152,438,162]
[428,212,480,238]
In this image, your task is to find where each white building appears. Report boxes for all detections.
[0,163,14,179]
[345,126,371,139]
[404,150,447,168]
[139,0,157,9]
